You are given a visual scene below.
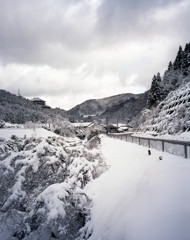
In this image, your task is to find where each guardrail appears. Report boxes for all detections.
[108,133,190,159]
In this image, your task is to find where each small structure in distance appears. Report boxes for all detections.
[30,98,51,109]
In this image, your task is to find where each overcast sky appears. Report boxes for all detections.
[0,0,190,110]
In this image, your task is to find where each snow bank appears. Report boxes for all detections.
[84,136,190,240]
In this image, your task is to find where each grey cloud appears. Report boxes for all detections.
[0,0,190,68]
[95,0,190,41]
[0,0,190,109]
[0,0,95,66]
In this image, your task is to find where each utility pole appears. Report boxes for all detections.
[106,117,109,133]
[106,116,108,127]
[18,89,21,97]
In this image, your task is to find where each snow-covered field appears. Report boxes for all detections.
[0,128,58,140]
[1,128,190,240]
[84,136,190,240]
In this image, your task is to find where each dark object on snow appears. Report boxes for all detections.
[148,150,151,155]
[159,156,163,160]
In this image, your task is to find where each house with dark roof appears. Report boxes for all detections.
[30,98,51,109]
[31,98,46,106]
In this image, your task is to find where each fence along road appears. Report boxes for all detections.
[108,133,190,159]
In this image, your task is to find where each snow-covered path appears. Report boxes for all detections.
[85,136,190,240]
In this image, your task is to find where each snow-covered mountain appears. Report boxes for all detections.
[68,92,148,126]
[68,93,136,119]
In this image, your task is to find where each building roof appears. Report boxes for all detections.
[72,122,93,128]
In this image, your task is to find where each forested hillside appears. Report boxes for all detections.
[147,43,190,108]
[0,90,67,124]
[139,43,190,134]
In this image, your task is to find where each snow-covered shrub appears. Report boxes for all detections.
[0,133,106,239]
[86,135,101,149]
[24,121,38,130]
[53,120,76,137]
[87,130,99,141]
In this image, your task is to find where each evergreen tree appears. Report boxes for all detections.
[156,72,161,82]
[183,43,190,76]
[167,61,173,71]
[147,73,162,108]
[173,46,183,70]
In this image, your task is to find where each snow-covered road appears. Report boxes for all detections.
[85,136,190,240]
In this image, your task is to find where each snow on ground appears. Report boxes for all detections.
[84,136,190,240]
[0,128,58,140]
[1,128,190,240]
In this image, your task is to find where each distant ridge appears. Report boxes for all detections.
[68,92,148,126]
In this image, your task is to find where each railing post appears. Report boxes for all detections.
[184,143,187,159]
[162,140,164,152]
[108,133,189,159]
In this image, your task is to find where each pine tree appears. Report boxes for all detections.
[183,43,190,76]
[147,73,162,108]
[167,61,173,71]
[156,72,161,82]
[173,46,183,70]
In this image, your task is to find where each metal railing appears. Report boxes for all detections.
[108,133,190,159]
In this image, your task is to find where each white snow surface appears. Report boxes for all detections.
[84,136,190,240]
[1,127,190,240]
[0,127,58,140]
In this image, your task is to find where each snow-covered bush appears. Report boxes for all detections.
[53,120,76,137]
[0,133,106,239]
[87,130,99,141]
